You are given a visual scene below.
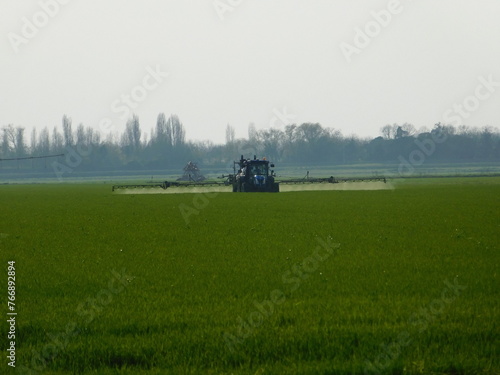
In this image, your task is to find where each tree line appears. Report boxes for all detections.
[1,113,499,172]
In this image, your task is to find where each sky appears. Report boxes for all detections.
[1,0,499,145]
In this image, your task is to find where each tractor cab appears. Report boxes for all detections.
[233,155,279,192]
[249,163,267,176]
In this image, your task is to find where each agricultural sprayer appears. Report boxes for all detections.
[111,155,386,192]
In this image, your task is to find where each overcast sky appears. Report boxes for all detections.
[1,0,499,144]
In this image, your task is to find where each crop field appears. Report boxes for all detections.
[0,177,498,374]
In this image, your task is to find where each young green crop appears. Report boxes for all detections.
[0,178,498,374]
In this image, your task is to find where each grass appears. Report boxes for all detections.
[0,177,498,374]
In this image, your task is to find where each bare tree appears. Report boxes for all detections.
[155,113,168,143]
[2,125,15,156]
[39,127,50,154]
[122,114,142,151]
[15,127,26,156]
[132,116,141,150]
[76,123,85,146]
[85,126,99,146]
[0,125,27,156]
[400,123,416,137]
[167,114,185,147]
[380,124,394,139]
[248,123,257,141]
[30,128,37,154]
[52,126,63,152]
[225,124,235,144]
[62,115,74,147]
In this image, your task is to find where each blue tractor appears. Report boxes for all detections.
[232,155,279,192]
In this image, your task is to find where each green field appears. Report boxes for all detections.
[0,178,498,374]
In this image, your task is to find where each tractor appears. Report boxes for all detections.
[231,155,279,192]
